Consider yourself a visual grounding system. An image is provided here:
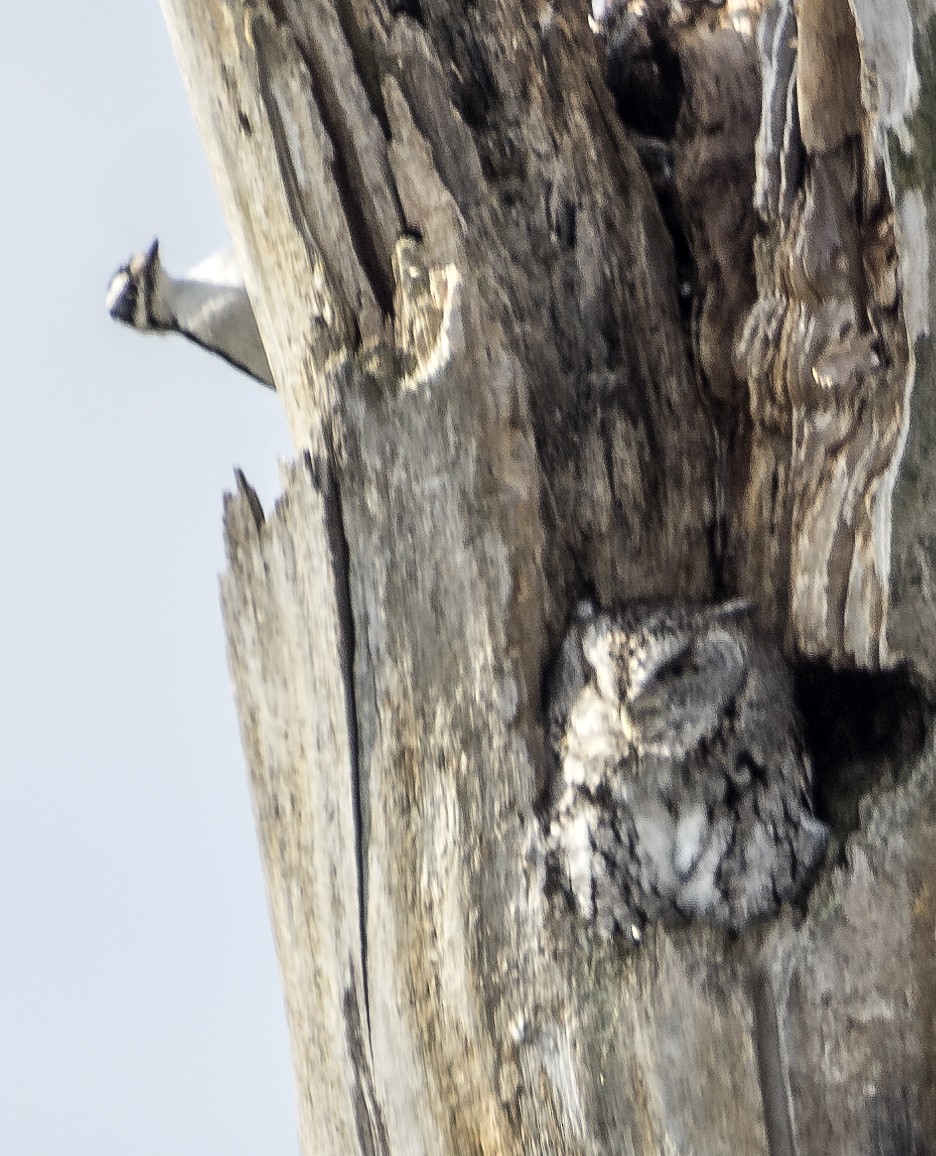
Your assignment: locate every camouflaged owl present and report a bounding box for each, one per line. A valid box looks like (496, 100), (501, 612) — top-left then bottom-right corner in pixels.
(544, 600), (828, 941)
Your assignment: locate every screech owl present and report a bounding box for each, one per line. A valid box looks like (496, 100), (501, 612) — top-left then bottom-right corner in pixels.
(544, 600), (828, 942)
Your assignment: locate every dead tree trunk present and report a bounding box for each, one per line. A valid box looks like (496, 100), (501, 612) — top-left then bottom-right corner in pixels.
(159, 0), (936, 1151)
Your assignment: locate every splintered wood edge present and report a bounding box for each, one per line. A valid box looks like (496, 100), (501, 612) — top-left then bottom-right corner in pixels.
(220, 460), (381, 1155)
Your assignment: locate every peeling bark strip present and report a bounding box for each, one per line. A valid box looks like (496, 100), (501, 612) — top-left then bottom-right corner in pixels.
(735, 0), (916, 668)
(220, 463), (379, 1153)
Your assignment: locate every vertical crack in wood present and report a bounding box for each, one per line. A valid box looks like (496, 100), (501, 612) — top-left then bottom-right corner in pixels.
(321, 429), (371, 1041)
(251, 15), (357, 353)
(330, 0), (392, 134)
(219, 459), (377, 1153)
(343, 983), (390, 1155)
(386, 20), (487, 221)
(250, 5), (396, 348)
(751, 963), (797, 1156)
(278, 14), (398, 315)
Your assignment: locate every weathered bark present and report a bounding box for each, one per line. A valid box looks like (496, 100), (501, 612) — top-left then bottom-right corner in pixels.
(730, 0), (913, 670)
(157, 0), (936, 1152)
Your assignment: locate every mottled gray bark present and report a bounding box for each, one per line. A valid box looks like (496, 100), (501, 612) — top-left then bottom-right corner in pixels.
(158, 1), (936, 1152)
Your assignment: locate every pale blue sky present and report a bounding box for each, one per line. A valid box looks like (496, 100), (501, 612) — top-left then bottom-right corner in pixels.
(2, 6), (298, 1153)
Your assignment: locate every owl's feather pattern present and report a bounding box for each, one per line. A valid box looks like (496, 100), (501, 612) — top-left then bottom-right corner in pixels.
(545, 601), (828, 941)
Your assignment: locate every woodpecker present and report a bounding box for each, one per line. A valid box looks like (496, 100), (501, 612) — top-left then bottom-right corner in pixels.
(106, 240), (274, 387)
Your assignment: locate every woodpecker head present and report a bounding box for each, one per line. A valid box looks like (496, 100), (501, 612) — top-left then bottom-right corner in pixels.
(106, 239), (168, 330)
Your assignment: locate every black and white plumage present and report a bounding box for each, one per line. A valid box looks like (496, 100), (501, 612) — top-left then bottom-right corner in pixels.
(106, 240), (274, 387)
(544, 600), (828, 942)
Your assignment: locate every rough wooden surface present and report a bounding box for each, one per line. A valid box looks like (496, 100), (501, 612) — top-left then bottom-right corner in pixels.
(156, 0), (936, 1151)
(731, 0), (921, 669)
(889, 0), (936, 684)
(220, 463), (380, 1153)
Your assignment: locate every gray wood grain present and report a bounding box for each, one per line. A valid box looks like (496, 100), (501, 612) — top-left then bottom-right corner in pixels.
(157, 0), (936, 1151)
